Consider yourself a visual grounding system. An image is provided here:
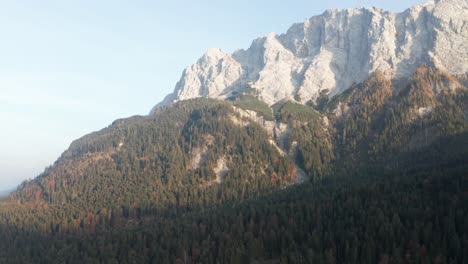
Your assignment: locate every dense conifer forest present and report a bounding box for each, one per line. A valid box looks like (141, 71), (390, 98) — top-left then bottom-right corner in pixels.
(0, 66), (466, 263)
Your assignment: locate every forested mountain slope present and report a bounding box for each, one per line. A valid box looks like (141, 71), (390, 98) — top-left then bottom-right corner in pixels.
(0, 66), (467, 263)
(11, 99), (297, 213)
(1, 133), (466, 263)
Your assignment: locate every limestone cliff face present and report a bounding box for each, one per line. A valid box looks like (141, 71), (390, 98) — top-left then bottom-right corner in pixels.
(152, 0), (467, 112)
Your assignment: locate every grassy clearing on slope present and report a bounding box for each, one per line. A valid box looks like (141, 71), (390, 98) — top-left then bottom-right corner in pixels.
(273, 101), (321, 123)
(229, 95), (274, 121)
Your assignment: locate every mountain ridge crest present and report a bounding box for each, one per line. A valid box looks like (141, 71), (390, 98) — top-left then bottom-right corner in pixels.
(151, 0), (467, 113)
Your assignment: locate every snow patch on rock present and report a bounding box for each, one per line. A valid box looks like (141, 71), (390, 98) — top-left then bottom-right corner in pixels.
(274, 123), (291, 150)
(333, 102), (350, 118)
(190, 135), (215, 170)
(190, 146), (208, 170)
(231, 106), (276, 135)
(417, 106), (433, 117)
(213, 156), (229, 184)
(269, 139), (287, 157)
(295, 166), (308, 184)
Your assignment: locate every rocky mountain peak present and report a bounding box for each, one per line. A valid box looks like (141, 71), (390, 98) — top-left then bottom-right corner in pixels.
(151, 0), (467, 113)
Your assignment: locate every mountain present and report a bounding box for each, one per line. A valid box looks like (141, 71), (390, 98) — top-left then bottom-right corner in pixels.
(154, 0), (467, 110)
(1, 65), (466, 263)
(11, 99), (298, 211)
(0, 0), (467, 263)
(7, 65), (467, 215)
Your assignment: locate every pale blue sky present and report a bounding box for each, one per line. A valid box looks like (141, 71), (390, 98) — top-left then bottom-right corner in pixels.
(0, 0), (426, 190)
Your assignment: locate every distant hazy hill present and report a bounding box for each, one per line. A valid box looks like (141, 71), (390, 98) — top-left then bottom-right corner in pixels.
(0, 188), (13, 198)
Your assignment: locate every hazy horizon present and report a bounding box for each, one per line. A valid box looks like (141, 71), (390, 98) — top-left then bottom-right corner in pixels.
(0, 0), (427, 190)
